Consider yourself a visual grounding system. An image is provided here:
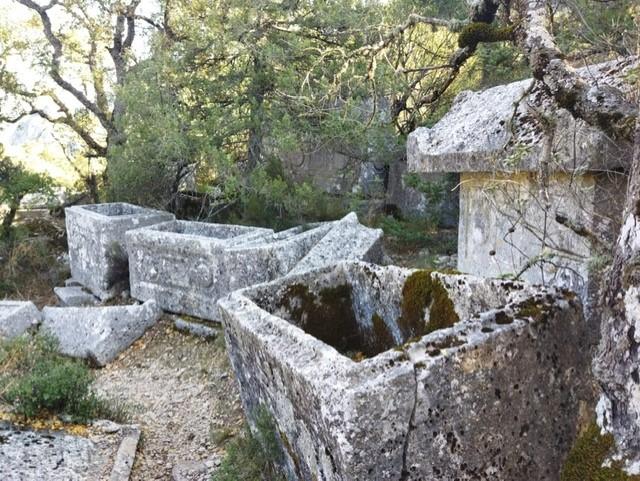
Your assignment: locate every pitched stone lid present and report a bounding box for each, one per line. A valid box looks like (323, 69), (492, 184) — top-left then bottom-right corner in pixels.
(407, 57), (636, 174)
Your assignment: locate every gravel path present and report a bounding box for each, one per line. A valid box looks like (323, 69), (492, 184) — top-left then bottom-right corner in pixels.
(94, 318), (244, 480)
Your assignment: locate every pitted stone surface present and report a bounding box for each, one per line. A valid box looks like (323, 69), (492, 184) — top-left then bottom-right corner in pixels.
(407, 58), (636, 174)
(41, 300), (162, 366)
(65, 202), (174, 300)
(54, 286), (99, 307)
(0, 421), (122, 481)
(0, 301), (41, 339)
(218, 261), (591, 481)
(127, 213), (378, 321)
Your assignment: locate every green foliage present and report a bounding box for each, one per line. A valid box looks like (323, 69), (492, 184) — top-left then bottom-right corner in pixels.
(0, 145), (54, 235)
(235, 161), (347, 230)
(213, 407), (285, 481)
(561, 423), (640, 481)
(104, 0), (496, 213)
(0, 334), (122, 422)
(379, 215), (436, 248)
(473, 42), (530, 88)
(106, 56), (206, 210)
(555, 0), (637, 57)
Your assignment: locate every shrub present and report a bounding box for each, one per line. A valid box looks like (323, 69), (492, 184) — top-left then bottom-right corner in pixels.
(0, 334), (122, 422)
(213, 407), (285, 481)
(0, 226), (69, 301)
(4, 357), (99, 420)
(235, 161), (347, 230)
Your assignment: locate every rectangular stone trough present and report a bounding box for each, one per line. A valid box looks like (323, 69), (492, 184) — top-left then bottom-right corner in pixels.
(125, 220), (299, 320)
(66, 203), (174, 300)
(218, 261), (591, 481)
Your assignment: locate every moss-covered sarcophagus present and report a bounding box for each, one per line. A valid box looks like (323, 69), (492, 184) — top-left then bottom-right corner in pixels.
(218, 261), (591, 481)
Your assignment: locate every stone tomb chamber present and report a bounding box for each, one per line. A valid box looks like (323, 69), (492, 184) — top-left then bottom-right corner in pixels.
(218, 261), (591, 481)
(407, 58), (636, 331)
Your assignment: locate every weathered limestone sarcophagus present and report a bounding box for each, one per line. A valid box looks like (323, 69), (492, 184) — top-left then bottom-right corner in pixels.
(218, 261), (590, 481)
(66, 203), (174, 300)
(126, 213), (383, 321)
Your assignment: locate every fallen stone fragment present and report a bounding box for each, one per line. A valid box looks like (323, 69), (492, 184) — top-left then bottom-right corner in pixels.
(41, 300), (162, 366)
(173, 316), (220, 339)
(172, 455), (222, 481)
(218, 261), (591, 481)
(109, 425), (141, 481)
(54, 286), (99, 307)
(288, 212), (383, 275)
(0, 301), (41, 339)
(66, 202), (174, 300)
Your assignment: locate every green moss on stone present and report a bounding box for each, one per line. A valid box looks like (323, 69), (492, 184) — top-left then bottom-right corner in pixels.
(561, 423), (640, 481)
(457, 22), (514, 51)
(398, 270), (460, 339)
(277, 283), (396, 360)
(514, 298), (549, 322)
(371, 313), (395, 354)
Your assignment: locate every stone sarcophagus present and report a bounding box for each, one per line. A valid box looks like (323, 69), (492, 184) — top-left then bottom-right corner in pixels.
(65, 203), (174, 300)
(218, 261), (591, 481)
(125, 220), (275, 320)
(126, 213), (383, 321)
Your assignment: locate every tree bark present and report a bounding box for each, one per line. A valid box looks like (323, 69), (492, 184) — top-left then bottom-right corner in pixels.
(593, 107), (640, 469)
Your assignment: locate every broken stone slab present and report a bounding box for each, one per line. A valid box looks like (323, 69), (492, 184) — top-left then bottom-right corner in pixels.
(108, 425), (141, 481)
(66, 202), (174, 301)
(0, 301), (41, 339)
(126, 218), (333, 321)
(218, 261), (591, 481)
(54, 286), (99, 307)
(0, 420), (133, 481)
(41, 300), (162, 366)
(173, 316), (220, 339)
(288, 212), (383, 275)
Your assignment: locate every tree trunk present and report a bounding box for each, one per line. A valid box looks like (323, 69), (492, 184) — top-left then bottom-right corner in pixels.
(1, 198), (21, 237)
(593, 107), (640, 469)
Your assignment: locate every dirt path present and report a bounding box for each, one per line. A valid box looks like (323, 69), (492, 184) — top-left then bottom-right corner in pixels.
(94, 318), (244, 480)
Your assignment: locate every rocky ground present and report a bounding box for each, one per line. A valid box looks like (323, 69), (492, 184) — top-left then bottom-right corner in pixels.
(93, 318), (244, 480)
